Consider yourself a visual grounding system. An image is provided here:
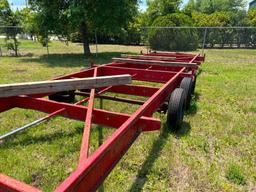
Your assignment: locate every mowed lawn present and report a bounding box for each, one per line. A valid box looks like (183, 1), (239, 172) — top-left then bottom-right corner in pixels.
(0, 41), (255, 192)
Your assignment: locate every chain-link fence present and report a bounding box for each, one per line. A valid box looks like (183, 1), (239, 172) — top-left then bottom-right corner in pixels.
(0, 26), (256, 57)
(0, 26), (25, 56)
(141, 27), (256, 54)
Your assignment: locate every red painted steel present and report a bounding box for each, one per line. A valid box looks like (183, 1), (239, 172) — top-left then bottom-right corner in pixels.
(107, 84), (158, 97)
(0, 174), (41, 192)
(0, 52), (204, 192)
(55, 67), (186, 192)
(102, 65), (176, 83)
(79, 68), (97, 164)
(13, 96), (160, 131)
(75, 92), (145, 105)
(0, 98), (14, 113)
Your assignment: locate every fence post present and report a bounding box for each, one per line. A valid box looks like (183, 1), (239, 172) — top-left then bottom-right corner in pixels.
(202, 27), (208, 55)
(95, 31), (98, 58)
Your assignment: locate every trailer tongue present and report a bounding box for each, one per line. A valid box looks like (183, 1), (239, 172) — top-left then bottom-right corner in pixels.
(0, 51), (204, 192)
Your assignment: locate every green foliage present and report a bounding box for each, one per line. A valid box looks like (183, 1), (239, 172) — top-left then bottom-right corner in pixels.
(16, 8), (38, 36)
(148, 13), (198, 51)
(187, 0), (246, 14)
(248, 8), (256, 26)
(70, 32), (82, 43)
(29, 0), (138, 56)
(191, 11), (255, 48)
(142, 0), (181, 25)
(226, 164), (246, 185)
(193, 11), (232, 27)
(0, 0), (12, 25)
(183, 0), (195, 16)
(4, 35), (20, 54)
(0, 0), (21, 56)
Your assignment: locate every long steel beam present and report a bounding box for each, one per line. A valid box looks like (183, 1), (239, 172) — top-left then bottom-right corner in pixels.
(106, 84), (158, 97)
(102, 65), (193, 77)
(0, 98), (14, 113)
(0, 174), (41, 192)
(79, 68), (97, 164)
(112, 58), (199, 69)
(75, 92), (145, 105)
(14, 96), (161, 132)
(102, 66), (173, 83)
(121, 54), (176, 61)
(146, 53), (204, 62)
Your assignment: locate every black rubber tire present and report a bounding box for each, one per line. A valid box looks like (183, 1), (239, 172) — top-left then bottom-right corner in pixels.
(180, 77), (193, 109)
(157, 101), (168, 114)
(79, 88), (100, 93)
(79, 89), (91, 93)
(48, 91), (75, 103)
(191, 75), (197, 94)
(166, 88), (186, 131)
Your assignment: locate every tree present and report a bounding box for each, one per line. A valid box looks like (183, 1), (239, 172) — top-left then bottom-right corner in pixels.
(29, 0), (138, 57)
(192, 11), (250, 48)
(192, 11), (233, 47)
(143, 0), (181, 25)
(0, 0), (12, 25)
(247, 8), (256, 47)
(183, 0), (195, 16)
(0, 0), (21, 56)
(185, 0), (246, 14)
(248, 8), (256, 26)
(17, 8), (38, 41)
(148, 13), (198, 51)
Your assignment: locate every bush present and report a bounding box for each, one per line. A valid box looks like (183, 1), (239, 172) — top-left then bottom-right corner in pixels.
(226, 164), (246, 185)
(70, 32), (82, 43)
(148, 13), (198, 51)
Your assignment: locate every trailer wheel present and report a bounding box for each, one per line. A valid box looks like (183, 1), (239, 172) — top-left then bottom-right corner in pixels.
(166, 88), (186, 130)
(48, 91), (75, 103)
(191, 75), (197, 94)
(79, 88), (100, 93)
(180, 77), (193, 109)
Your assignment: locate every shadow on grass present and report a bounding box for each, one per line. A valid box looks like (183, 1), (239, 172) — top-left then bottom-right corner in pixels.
(197, 68), (203, 76)
(20, 52), (135, 68)
(185, 92), (201, 116)
(129, 122), (190, 191)
(171, 122), (191, 139)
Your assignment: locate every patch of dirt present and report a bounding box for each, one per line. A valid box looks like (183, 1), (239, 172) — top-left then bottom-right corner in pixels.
(12, 69), (27, 73)
(31, 172), (42, 188)
(169, 154), (189, 191)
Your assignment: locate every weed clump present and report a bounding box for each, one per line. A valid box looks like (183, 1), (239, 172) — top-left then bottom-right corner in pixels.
(226, 164), (246, 185)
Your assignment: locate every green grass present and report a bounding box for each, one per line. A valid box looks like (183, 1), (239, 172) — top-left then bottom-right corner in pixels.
(0, 40), (255, 192)
(226, 164), (246, 185)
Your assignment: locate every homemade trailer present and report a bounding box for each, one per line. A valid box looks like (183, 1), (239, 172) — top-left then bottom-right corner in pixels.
(0, 51), (205, 192)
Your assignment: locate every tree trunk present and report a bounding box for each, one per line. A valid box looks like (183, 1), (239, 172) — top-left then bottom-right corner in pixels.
(81, 22), (91, 58)
(13, 37), (18, 57)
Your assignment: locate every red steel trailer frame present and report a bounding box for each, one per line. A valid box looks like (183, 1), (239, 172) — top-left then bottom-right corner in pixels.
(0, 52), (204, 192)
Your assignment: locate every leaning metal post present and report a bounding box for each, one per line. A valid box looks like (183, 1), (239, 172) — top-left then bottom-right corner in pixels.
(202, 27), (208, 55)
